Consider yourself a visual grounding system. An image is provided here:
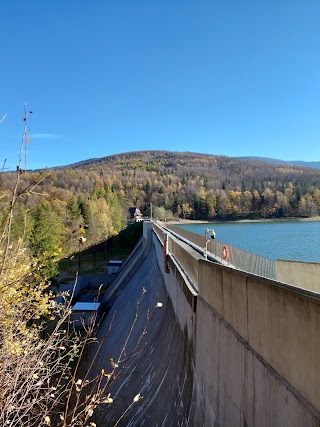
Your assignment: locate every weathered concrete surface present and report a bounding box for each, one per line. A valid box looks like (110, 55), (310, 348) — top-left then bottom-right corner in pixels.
(197, 259), (320, 426)
(195, 295), (320, 427)
(91, 244), (194, 426)
(276, 259), (320, 292)
(167, 237), (202, 291)
(246, 277), (320, 415)
(89, 223), (320, 426)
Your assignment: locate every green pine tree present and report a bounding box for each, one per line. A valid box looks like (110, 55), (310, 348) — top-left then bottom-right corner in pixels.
(67, 195), (81, 220)
(29, 203), (64, 280)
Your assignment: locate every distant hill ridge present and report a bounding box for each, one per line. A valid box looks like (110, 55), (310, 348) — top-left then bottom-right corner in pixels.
(240, 156), (320, 170)
(54, 151), (320, 171)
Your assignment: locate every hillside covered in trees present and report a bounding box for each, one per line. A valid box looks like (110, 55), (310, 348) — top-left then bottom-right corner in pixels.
(1, 150), (320, 278)
(49, 150), (320, 221)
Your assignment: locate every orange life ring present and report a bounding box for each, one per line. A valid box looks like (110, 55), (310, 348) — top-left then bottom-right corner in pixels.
(222, 245), (229, 260)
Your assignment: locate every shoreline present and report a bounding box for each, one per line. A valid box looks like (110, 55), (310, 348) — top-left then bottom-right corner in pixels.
(166, 216), (320, 225)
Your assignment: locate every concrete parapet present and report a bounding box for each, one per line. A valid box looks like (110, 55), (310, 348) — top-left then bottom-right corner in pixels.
(91, 221), (320, 426)
(247, 277), (320, 414)
(168, 237), (202, 290)
(152, 231), (196, 340)
(276, 259), (320, 293)
(160, 222), (320, 425)
(197, 257), (320, 423)
(198, 262), (249, 341)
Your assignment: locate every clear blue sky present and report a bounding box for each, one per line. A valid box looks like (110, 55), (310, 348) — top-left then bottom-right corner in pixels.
(1, 1), (320, 170)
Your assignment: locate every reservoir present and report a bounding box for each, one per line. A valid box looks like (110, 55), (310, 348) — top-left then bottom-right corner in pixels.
(175, 220), (320, 263)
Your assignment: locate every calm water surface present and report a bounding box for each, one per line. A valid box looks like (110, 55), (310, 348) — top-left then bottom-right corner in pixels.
(176, 221), (320, 263)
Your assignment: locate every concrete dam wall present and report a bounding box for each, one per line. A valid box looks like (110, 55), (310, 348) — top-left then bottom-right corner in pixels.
(92, 242), (194, 426)
(92, 222), (320, 426)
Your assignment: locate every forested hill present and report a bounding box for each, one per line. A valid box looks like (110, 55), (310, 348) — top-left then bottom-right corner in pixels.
(55, 149), (320, 217)
(51, 149), (320, 220)
(240, 156), (320, 170)
(2, 150), (320, 271)
(58, 150), (320, 172)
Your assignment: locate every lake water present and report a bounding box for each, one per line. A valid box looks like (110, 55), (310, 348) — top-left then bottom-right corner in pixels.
(175, 220), (320, 263)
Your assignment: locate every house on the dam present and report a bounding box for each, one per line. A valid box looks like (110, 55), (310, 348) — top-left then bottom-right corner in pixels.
(128, 206), (143, 222)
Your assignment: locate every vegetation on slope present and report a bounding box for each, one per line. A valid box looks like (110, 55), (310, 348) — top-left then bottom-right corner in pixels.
(3, 151), (320, 235)
(1, 149), (320, 281)
(0, 109), (145, 425)
(1, 103), (319, 424)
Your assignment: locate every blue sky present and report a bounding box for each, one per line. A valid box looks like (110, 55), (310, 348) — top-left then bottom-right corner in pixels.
(1, 1), (320, 170)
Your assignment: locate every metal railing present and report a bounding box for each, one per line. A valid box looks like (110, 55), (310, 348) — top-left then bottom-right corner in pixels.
(163, 224), (276, 280)
(152, 222), (165, 244)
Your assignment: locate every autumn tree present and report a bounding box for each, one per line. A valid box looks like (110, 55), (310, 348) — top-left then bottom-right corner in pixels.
(29, 202), (64, 280)
(0, 105), (145, 426)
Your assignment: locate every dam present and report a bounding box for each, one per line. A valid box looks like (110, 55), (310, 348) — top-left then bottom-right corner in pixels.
(90, 221), (320, 426)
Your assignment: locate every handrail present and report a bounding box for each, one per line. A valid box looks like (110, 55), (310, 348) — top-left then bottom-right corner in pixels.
(164, 223), (276, 280)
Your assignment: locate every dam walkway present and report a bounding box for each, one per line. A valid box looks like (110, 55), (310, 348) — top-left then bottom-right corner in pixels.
(90, 221), (320, 427)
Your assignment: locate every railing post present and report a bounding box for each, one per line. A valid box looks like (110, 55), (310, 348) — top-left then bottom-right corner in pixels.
(163, 231), (170, 273)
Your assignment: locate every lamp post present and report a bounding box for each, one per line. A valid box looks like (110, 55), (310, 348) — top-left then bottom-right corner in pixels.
(204, 228), (216, 260)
